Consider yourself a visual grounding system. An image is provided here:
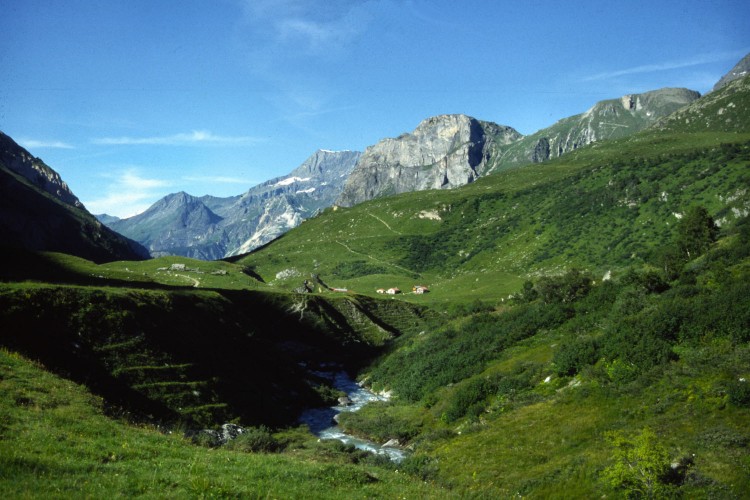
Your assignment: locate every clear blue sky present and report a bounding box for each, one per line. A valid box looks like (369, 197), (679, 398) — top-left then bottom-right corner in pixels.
(2, 0), (748, 217)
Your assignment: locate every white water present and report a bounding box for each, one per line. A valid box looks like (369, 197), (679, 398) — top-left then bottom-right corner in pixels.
(298, 370), (407, 462)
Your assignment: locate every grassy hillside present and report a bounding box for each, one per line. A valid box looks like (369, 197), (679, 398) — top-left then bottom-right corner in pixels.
(337, 213), (750, 497)
(231, 76), (750, 496)
(235, 131), (750, 310)
(0, 275), (436, 428)
(0, 348), (450, 498)
(1, 76), (749, 497)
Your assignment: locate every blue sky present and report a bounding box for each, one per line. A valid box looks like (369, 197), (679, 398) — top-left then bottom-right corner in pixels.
(2, 0), (749, 217)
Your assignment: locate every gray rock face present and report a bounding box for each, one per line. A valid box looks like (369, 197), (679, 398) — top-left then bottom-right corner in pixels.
(487, 88), (700, 172)
(712, 53), (750, 92)
(336, 114), (521, 207)
(108, 150), (361, 259)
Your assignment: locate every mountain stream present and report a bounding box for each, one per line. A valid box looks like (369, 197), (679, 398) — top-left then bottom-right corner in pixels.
(298, 368), (407, 462)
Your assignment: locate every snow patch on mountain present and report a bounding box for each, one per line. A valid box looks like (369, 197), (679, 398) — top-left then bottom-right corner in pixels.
(275, 176), (311, 187)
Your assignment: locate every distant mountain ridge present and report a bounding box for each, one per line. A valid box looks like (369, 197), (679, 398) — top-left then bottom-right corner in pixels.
(488, 87), (701, 172)
(0, 132), (148, 262)
(107, 150), (361, 259)
(78, 53), (750, 260)
(335, 88), (700, 207)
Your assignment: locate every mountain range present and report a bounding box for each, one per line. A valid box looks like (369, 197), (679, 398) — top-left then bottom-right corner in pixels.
(99, 86), (701, 259)
(104, 149), (360, 259)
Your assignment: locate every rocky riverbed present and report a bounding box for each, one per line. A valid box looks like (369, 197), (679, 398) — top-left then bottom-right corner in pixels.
(299, 369), (407, 462)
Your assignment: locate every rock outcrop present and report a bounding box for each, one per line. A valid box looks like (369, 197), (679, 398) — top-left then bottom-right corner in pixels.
(0, 132), (82, 208)
(487, 88), (701, 172)
(336, 114), (521, 207)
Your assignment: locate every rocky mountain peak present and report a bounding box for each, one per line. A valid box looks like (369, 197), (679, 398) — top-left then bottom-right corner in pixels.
(336, 114), (521, 207)
(108, 148), (361, 259)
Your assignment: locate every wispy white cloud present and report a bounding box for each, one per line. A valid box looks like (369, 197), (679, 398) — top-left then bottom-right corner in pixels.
(241, 0), (372, 53)
(18, 139), (74, 150)
(581, 50), (749, 82)
(119, 171), (171, 190)
(83, 169), (172, 217)
(92, 130), (264, 146)
(235, 1), (383, 130)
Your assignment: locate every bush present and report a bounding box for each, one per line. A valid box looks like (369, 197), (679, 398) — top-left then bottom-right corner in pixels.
(224, 426), (280, 453)
(602, 428), (676, 498)
(535, 269), (592, 304)
(554, 337), (600, 376)
(727, 379), (750, 407)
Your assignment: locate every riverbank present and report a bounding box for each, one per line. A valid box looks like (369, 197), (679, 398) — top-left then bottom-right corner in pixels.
(299, 369), (407, 462)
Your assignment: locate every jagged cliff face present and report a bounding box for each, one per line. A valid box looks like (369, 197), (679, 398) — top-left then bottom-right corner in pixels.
(336, 114), (521, 207)
(108, 150), (361, 259)
(487, 88), (701, 172)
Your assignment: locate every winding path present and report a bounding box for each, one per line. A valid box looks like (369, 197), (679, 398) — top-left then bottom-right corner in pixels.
(174, 274), (200, 287)
(335, 240), (416, 275)
(367, 212), (400, 235)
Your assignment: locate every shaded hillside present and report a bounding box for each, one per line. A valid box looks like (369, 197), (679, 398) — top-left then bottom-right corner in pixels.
(0, 132), (148, 263)
(0, 348), (448, 498)
(0, 270), (433, 427)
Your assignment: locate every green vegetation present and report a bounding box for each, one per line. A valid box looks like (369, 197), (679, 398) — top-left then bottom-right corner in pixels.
(339, 210), (750, 497)
(2, 75), (749, 497)
(0, 349), (450, 498)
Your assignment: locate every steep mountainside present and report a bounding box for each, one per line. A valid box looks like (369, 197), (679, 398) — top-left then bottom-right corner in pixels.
(336, 114), (521, 207)
(108, 150), (360, 259)
(487, 87), (700, 172)
(0, 131), (82, 208)
(0, 132), (148, 262)
(712, 52), (750, 91)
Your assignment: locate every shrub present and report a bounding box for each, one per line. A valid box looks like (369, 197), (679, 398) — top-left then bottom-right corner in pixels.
(676, 205), (718, 260)
(554, 337), (600, 376)
(535, 268), (592, 304)
(602, 428), (676, 498)
(727, 379), (750, 407)
(224, 426), (280, 453)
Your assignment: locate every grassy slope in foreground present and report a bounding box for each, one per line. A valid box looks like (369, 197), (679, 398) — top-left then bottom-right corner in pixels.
(0, 349), (450, 499)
